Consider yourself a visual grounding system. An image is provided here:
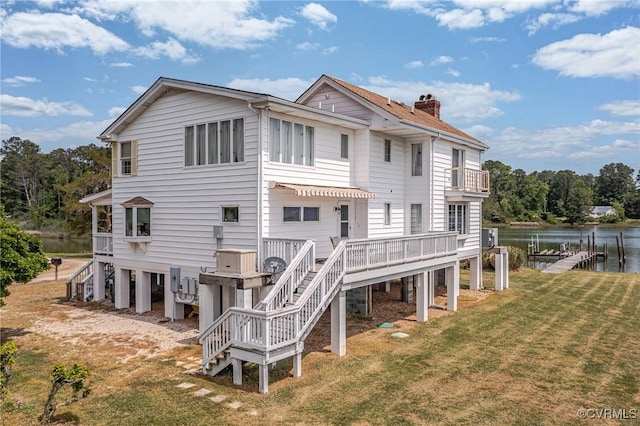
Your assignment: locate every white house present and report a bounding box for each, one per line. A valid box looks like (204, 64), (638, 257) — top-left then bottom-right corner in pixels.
(75, 75), (491, 392)
(590, 205), (616, 218)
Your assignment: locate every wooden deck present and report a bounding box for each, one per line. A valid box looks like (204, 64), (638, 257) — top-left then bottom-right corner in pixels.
(542, 251), (597, 274)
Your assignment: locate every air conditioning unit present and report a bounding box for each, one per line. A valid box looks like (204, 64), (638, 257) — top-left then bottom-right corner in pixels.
(215, 249), (256, 274)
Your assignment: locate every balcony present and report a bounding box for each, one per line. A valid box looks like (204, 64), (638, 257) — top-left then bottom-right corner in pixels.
(445, 167), (490, 202)
(93, 233), (113, 256)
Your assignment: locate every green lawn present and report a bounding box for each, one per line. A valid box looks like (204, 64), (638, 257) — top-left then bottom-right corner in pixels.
(2, 268), (639, 425)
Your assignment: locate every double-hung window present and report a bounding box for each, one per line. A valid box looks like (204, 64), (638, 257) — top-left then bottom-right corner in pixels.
(384, 203), (391, 226)
(410, 204), (422, 234)
(340, 134), (349, 159)
(269, 118), (314, 166)
(448, 204), (468, 235)
(113, 140), (137, 177)
(384, 139), (391, 162)
(184, 118), (244, 166)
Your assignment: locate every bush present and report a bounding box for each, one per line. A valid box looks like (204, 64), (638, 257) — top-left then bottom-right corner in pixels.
(482, 246), (525, 272)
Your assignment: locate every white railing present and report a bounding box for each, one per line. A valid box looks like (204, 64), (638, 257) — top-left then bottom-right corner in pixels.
(67, 260), (93, 300)
(93, 233), (113, 255)
(345, 232), (458, 272)
(200, 233), (457, 370)
(255, 240), (315, 311)
(261, 238), (308, 267)
(445, 167), (490, 193)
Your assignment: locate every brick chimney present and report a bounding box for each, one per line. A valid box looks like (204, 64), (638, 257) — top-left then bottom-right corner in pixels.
(414, 94), (440, 119)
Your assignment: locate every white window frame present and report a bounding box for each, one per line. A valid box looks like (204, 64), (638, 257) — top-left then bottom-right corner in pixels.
(340, 134), (349, 159)
(269, 118), (315, 166)
(185, 118), (244, 167)
(411, 143), (422, 176)
(121, 141), (132, 175)
(448, 203), (469, 235)
(222, 206), (239, 223)
(384, 203), (391, 226)
(124, 205), (152, 241)
(384, 139), (391, 162)
(283, 206), (320, 222)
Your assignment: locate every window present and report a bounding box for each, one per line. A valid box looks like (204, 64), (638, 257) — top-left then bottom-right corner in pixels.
(384, 139), (391, 162)
(121, 141), (132, 175)
(222, 206), (239, 223)
(184, 118), (244, 166)
(411, 204), (422, 234)
(283, 207), (320, 222)
(384, 203), (391, 226)
(270, 118), (314, 166)
(341, 134), (349, 159)
(411, 143), (422, 176)
(448, 204), (468, 234)
(123, 200), (152, 239)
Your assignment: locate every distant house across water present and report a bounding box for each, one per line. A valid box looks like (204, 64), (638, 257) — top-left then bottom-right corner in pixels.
(590, 206), (616, 218)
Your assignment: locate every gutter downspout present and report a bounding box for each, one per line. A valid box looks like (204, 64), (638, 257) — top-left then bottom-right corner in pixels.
(249, 101), (264, 266)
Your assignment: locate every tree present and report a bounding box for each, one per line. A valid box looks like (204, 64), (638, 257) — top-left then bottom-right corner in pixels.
(595, 163), (636, 218)
(0, 206), (50, 306)
(565, 180), (593, 224)
(40, 363), (91, 424)
(0, 341), (18, 398)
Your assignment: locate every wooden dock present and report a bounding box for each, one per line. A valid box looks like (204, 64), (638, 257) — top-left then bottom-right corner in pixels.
(542, 251), (597, 274)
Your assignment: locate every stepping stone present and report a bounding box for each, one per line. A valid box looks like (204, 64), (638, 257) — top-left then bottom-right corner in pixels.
(248, 409), (258, 416)
(390, 332), (409, 338)
(378, 322), (394, 328)
(193, 388), (212, 397)
(176, 382), (195, 389)
(210, 395), (227, 403)
(227, 401), (242, 410)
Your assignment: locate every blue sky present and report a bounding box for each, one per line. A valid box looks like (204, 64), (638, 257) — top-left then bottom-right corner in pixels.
(1, 0), (639, 175)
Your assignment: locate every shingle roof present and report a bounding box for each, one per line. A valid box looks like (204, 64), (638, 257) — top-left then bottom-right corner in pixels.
(325, 75), (486, 147)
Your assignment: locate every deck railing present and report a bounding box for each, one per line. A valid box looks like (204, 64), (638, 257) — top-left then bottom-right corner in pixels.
(255, 240), (315, 311)
(67, 260), (93, 300)
(445, 167), (490, 193)
(345, 232), (458, 272)
(261, 237), (308, 266)
(93, 233), (113, 255)
(201, 232), (458, 369)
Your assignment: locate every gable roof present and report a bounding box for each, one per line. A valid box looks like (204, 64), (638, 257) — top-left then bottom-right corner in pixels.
(298, 75), (488, 149)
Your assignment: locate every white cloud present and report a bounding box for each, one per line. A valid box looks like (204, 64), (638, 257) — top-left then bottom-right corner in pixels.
(435, 8), (485, 29)
(108, 107), (126, 118)
(487, 119), (640, 160)
(130, 86), (148, 95)
(446, 68), (461, 78)
(569, 0), (629, 16)
(462, 124), (494, 140)
(469, 36), (506, 43)
(567, 139), (640, 159)
(111, 62), (133, 68)
(430, 56), (453, 66)
(296, 42), (320, 51)
(74, 1), (295, 50)
(532, 27), (640, 80)
(322, 46), (338, 55)
(2, 119), (114, 150)
(363, 76), (521, 122)
(0, 94), (92, 117)
(405, 60), (424, 69)
(2, 75), (41, 87)
(300, 3), (337, 30)
(84, 77), (97, 82)
(226, 77), (316, 101)
(134, 38), (199, 64)
(525, 12), (581, 35)
(0, 11), (129, 55)
(598, 100), (640, 117)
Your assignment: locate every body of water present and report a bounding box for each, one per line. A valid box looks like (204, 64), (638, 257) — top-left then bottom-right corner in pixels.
(497, 225), (639, 274)
(39, 236), (92, 254)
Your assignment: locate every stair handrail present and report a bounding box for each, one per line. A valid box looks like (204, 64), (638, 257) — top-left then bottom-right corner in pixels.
(255, 239), (315, 311)
(68, 260), (93, 284)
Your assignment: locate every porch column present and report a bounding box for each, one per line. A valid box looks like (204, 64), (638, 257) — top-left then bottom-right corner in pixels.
(93, 261), (106, 301)
(114, 267), (130, 309)
(469, 255), (482, 290)
(236, 288), (253, 309)
(446, 262), (459, 311)
(135, 270), (151, 314)
(427, 271), (435, 307)
(259, 363), (269, 394)
(401, 276), (414, 303)
(164, 276), (184, 320)
(232, 358), (243, 386)
(416, 272), (428, 322)
(331, 290), (346, 356)
(293, 352), (303, 378)
(199, 282), (216, 332)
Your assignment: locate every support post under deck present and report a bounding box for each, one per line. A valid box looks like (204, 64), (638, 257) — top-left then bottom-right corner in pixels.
(331, 290), (346, 356)
(446, 262), (459, 311)
(416, 272), (428, 322)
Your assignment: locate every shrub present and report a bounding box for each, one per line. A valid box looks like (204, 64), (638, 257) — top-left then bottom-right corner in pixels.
(0, 341), (18, 398)
(40, 363), (91, 424)
(482, 246), (525, 272)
